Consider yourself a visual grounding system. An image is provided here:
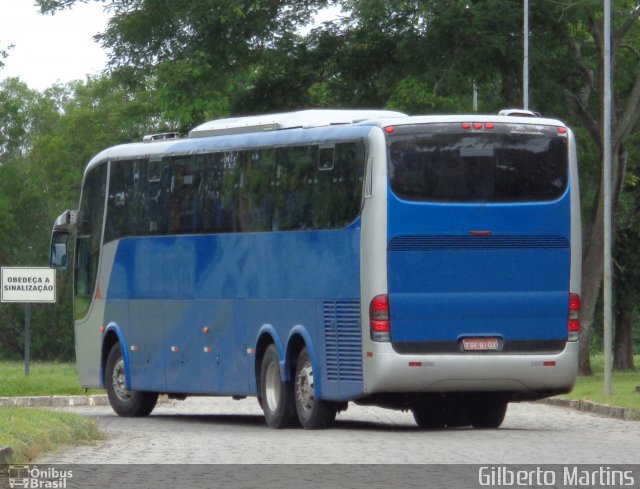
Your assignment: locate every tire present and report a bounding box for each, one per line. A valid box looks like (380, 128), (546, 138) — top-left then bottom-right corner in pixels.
(294, 347), (336, 429)
(105, 343), (158, 417)
(468, 397), (508, 429)
(411, 400), (447, 429)
(259, 344), (298, 428)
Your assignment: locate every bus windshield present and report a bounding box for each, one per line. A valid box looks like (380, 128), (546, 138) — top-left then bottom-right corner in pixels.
(388, 124), (568, 203)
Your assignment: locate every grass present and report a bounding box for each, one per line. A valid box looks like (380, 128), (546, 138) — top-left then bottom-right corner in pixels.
(0, 362), (105, 462)
(561, 354), (640, 413)
(0, 361), (104, 397)
(0, 407), (103, 463)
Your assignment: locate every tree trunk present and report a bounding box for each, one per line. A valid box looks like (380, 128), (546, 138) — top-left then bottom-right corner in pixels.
(613, 299), (635, 370)
(578, 145), (627, 376)
(578, 196), (604, 376)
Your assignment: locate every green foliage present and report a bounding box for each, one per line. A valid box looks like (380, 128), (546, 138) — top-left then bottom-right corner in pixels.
(1, 0), (639, 362)
(0, 362), (103, 396)
(0, 76), (169, 361)
(564, 354), (640, 413)
(0, 407), (103, 463)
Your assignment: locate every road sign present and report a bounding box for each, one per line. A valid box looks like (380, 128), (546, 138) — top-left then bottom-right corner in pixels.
(1, 267), (56, 303)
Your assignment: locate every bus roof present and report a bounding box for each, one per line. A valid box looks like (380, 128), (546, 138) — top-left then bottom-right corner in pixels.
(84, 110), (569, 174)
(187, 109), (408, 138)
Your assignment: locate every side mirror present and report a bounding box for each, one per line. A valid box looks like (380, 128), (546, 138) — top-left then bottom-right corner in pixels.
(49, 210), (77, 271)
(49, 230), (69, 270)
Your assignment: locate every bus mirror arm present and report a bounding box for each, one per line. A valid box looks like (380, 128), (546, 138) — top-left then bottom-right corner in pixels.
(53, 210), (77, 231)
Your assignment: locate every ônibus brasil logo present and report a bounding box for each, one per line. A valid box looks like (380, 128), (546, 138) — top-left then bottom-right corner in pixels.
(7, 466), (72, 489)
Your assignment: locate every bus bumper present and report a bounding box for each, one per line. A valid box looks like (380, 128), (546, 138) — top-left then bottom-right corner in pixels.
(362, 341), (578, 397)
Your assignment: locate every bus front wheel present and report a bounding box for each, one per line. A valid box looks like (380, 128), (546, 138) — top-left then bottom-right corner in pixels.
(105, 344), (158, 417)
(294, 347), (337, 429)
(259, 344), (298, 428)
(411, 400), (447, 429)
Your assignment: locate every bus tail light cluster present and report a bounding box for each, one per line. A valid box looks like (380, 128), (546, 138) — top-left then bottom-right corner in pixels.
(568, 293), (581, 341)
(461, 122), (495, 130)
(370, 294), (391, 342)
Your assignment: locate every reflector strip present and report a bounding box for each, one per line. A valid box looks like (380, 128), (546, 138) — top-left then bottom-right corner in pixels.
(130, 345), (139, 352)
(408, 361), (423, 367)
(171, 346), (179, 352)
(203, 346), (212, 353)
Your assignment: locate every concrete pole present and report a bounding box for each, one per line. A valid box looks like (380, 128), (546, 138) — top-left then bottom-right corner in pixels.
(603, 0), (613, 397)
(523, 0), (529, 110)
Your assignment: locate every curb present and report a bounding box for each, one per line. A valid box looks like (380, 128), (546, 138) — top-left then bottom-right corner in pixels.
(538, 398), (640, 421)
(0, 395), (109, 408)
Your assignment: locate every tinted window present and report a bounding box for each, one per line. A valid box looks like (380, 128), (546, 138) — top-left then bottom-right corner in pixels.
(104, 141), (366, 242)
(75, 164), (107, 319)
(388, 127), (568, 202)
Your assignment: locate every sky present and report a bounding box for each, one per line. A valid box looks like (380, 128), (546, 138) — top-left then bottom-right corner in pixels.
(0, 3), (342, 92)
(0, 1), (111, 91)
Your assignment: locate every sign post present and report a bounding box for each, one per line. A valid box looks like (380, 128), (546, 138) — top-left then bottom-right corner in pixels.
(1, 267), (56, 375)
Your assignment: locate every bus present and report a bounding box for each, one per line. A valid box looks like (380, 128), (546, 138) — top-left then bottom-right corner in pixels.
(49, 109), (581, 429)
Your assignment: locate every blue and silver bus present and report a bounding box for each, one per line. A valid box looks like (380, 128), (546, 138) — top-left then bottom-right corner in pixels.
(50, 109), (581, 429)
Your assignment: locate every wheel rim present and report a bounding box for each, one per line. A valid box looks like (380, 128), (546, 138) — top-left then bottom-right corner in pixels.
(112, 358), (132, 401)
(265, 361), (281, 412)
(296, 360), (314, 417)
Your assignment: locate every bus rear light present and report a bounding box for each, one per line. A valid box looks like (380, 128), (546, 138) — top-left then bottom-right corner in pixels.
(370, 294), (391, 342)
(568, 293), (581, 341)
(461, 122), (495, 130)
(384, 126), (395, 134)
(558, 127), (568, 134)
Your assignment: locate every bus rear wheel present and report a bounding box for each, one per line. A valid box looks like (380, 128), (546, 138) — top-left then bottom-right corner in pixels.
(468, 397), (508, 429)
(294, 347), (336, 429)
(259, 344), (298, 428)
(105, 344), (158, 417)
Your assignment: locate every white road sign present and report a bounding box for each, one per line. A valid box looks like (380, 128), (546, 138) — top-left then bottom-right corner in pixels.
(1, 267), (56, 303)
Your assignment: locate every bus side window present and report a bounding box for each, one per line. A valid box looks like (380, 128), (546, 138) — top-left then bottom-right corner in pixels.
(332, 143), (363, 227)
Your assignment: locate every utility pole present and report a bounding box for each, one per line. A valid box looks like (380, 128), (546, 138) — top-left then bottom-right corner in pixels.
(603, 0), (613, 397)
(523, 0), (529, 109)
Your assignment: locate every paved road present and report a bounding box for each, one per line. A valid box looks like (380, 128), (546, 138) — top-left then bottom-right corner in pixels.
(37, 397), (639, 465)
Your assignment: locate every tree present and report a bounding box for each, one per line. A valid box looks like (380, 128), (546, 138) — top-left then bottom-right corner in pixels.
(37, 0), (333, 129)
(555, 1), (640, 375)
(0, 75), (170, 360)
(27, 0), (640, 368)
(0, 42), (12, 69)
(611, 132), (640, 369)
(0, 79), (61, 359)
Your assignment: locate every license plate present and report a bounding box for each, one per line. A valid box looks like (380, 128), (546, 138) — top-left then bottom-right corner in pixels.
(462, 337), (499, 351)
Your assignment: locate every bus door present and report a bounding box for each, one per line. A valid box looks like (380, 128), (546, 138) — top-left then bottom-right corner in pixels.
(385, 123), (572, 355)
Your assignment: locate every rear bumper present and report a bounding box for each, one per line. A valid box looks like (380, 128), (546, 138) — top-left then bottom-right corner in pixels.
(362, 341), (578, 396)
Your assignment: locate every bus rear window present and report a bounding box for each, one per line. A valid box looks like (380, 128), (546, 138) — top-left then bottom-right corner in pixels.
(388, 127), (568, 202)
